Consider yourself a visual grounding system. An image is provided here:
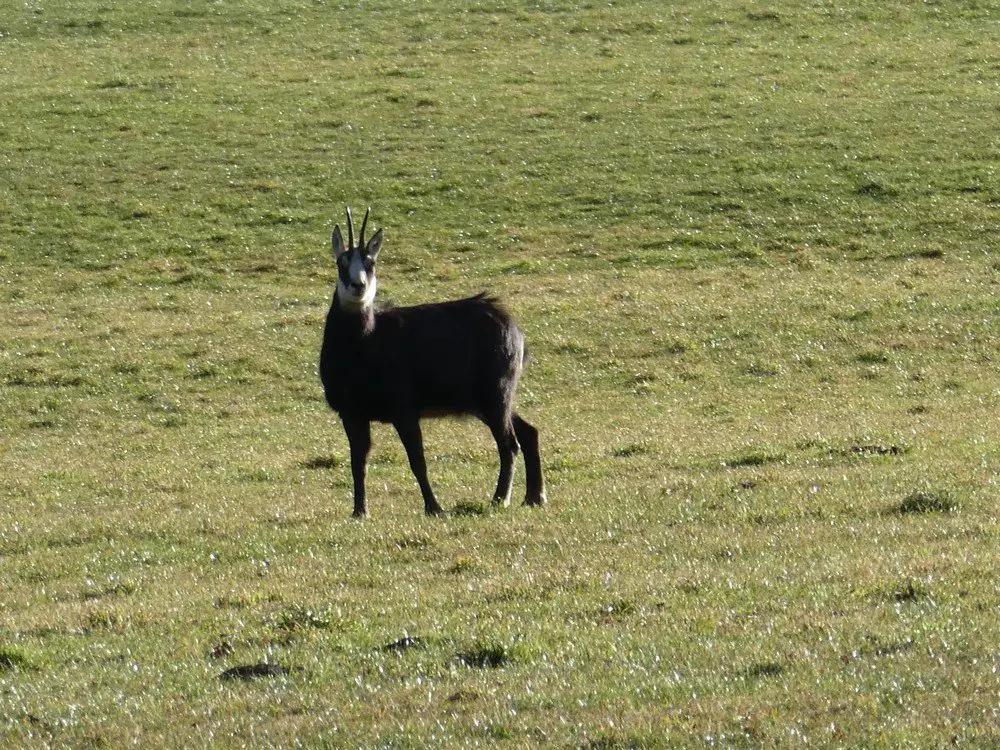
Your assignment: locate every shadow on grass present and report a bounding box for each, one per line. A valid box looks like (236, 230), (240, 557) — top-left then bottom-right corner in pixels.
(894, 489), (957, 515)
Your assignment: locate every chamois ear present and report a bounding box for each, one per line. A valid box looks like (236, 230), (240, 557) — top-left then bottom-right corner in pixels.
(365, 228), (383, 260)
(332, 225), (346, 259)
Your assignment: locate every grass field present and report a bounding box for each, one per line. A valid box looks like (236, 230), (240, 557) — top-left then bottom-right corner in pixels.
(2, 0), (999, 746)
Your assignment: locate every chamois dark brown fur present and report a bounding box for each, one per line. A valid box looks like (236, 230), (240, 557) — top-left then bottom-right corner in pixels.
(319, 207), (546, 517)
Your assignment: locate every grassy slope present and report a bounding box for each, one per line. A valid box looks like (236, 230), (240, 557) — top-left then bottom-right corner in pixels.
(1, 1), (999, 746)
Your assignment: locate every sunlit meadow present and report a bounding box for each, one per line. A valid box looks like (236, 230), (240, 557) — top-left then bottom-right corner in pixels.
(2, 1), (999, 746)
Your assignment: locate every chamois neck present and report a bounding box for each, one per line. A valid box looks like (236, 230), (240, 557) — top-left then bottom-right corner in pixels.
(332, 292), (375, 334)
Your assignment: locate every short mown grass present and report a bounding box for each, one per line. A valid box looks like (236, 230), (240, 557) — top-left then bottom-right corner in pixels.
(2, 0), (1000, 746)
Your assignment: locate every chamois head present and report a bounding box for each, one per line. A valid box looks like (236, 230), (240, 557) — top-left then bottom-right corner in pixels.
(332, 206), (383, 311)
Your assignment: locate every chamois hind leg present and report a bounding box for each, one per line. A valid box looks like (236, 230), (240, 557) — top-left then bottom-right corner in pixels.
(483, 412), (518, 507)
(512, 413), (546, 506)
(393, 418), (443, 516)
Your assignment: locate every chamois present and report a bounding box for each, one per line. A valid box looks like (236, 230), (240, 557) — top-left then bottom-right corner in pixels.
(319, 207), (547, 517)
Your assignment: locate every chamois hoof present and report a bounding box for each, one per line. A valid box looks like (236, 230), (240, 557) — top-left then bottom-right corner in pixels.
(524, 493), (547, 507)
(352, 509), (368, 519)
(424, 504), (444, 517)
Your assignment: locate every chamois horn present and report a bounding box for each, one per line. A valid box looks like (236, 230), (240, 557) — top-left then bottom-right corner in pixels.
(346, 206), (355, 251)
(359, 207), (371, 251)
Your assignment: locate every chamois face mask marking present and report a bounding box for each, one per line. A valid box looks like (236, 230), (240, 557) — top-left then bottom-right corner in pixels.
(337, 252), (377, 309)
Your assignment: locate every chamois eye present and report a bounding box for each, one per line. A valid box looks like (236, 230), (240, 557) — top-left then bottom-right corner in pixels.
(363, 257), (375, 272)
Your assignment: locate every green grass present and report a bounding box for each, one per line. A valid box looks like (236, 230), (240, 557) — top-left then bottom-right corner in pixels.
(2, 0), (1000, 746)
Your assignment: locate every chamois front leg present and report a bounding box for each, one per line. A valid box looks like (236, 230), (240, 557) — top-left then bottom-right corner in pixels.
(393, 418), (443, 515)
(343, 417), (371, 517)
